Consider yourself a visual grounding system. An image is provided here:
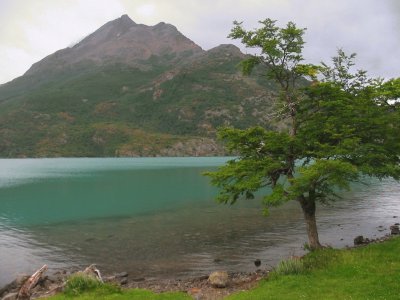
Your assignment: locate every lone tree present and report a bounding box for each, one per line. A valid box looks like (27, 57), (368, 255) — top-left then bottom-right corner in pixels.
(206, 19), (400, 249)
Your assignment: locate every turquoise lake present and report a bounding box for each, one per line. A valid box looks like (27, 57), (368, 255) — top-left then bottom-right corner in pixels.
(1, 157), (400, 286)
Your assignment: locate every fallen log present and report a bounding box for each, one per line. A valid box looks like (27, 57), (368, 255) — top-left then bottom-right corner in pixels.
(0, 274), (29, 298)
(17, 265), (48, 300)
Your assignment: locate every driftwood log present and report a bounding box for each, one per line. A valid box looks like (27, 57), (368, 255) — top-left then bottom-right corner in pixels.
(1, 264), (108, 300)
(17, 265), (48, 300)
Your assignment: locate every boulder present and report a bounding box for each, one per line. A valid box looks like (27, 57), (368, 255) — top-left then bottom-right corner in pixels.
(208, 271), (229, 288)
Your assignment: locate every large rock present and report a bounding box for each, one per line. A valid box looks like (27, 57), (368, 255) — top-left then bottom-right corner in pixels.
(208, 271), (229, 288)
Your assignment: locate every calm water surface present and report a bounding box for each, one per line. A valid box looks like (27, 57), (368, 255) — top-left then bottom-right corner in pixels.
(0, 157), (399, 286)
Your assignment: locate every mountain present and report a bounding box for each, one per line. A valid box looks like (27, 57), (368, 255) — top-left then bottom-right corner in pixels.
(0, 15), (279, 157)
(25, 14), (203, 76)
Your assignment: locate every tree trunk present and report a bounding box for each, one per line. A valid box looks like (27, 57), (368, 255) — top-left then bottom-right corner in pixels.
(299, 197), (322, 250)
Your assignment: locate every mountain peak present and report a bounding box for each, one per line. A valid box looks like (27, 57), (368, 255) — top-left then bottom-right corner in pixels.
(207, 44), (244, 58)
(104, 14), (136, 33)
(25, 16), (203, 76)
(115, 14), (137, 27)
(152, 22), (178, 33)
(120, 14), (133, 21)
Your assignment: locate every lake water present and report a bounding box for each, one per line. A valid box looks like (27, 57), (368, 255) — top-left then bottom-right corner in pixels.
(1, 157), (399, 286)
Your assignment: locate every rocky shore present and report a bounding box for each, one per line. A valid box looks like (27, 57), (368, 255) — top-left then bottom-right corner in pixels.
(0, 267), (267, 300)
(1, 226), (399, 300)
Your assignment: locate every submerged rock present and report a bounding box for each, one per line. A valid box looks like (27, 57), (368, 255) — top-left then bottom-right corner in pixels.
(390, 225), (400, 235)
(354, 235), (365, 245)
(115, 272), (128, 278)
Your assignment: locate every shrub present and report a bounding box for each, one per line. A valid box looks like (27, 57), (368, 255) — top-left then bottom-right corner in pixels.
(63, 274), (121, 296)
(271, 257), (305, 277)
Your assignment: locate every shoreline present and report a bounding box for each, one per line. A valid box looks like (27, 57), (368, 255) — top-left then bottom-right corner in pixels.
(1, 232), (397, 300)
(0, 268), (268, 300)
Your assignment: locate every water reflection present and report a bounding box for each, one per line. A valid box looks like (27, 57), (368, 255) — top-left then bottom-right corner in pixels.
(0, 222), (84, 284)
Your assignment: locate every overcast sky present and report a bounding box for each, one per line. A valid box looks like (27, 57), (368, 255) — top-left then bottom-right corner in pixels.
(0, 0), (399, 84)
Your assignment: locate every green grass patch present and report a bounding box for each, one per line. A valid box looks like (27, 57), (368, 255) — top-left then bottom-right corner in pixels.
(227, 237), (400, 299)
(49, 289), (190, 300)
(270, 257), (305, 278)
(47, 274), (190, 300)
(62, 274), (120, 296)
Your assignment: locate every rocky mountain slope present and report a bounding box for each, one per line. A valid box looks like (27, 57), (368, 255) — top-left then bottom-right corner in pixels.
(0, 15), (278, 157)
(25, 14), (203, 76)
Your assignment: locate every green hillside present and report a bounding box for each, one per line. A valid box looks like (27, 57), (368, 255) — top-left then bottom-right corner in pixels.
(0, 48), (280, 157)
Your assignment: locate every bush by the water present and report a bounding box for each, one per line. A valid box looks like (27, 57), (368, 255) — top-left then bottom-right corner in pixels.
(64, 274), (120, 296)
(271, 257), (304, 277)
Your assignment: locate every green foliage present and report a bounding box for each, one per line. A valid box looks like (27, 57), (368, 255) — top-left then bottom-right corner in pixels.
(228, 18), (317, 89)
(288, 160), (359, 202)
(207, 18), (400, 248)
(238, 57), (260, 76)
(205, 126), (294, 207)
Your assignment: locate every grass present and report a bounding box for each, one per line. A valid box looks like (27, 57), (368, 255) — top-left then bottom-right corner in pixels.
(48, 274), (190, 300)
(269, 256), (304, 277)
(227, 237), (400, 299)
(49, 289), (190, 300)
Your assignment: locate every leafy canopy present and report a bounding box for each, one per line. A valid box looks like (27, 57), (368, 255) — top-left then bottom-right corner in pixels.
(206, 18), (400, 217)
